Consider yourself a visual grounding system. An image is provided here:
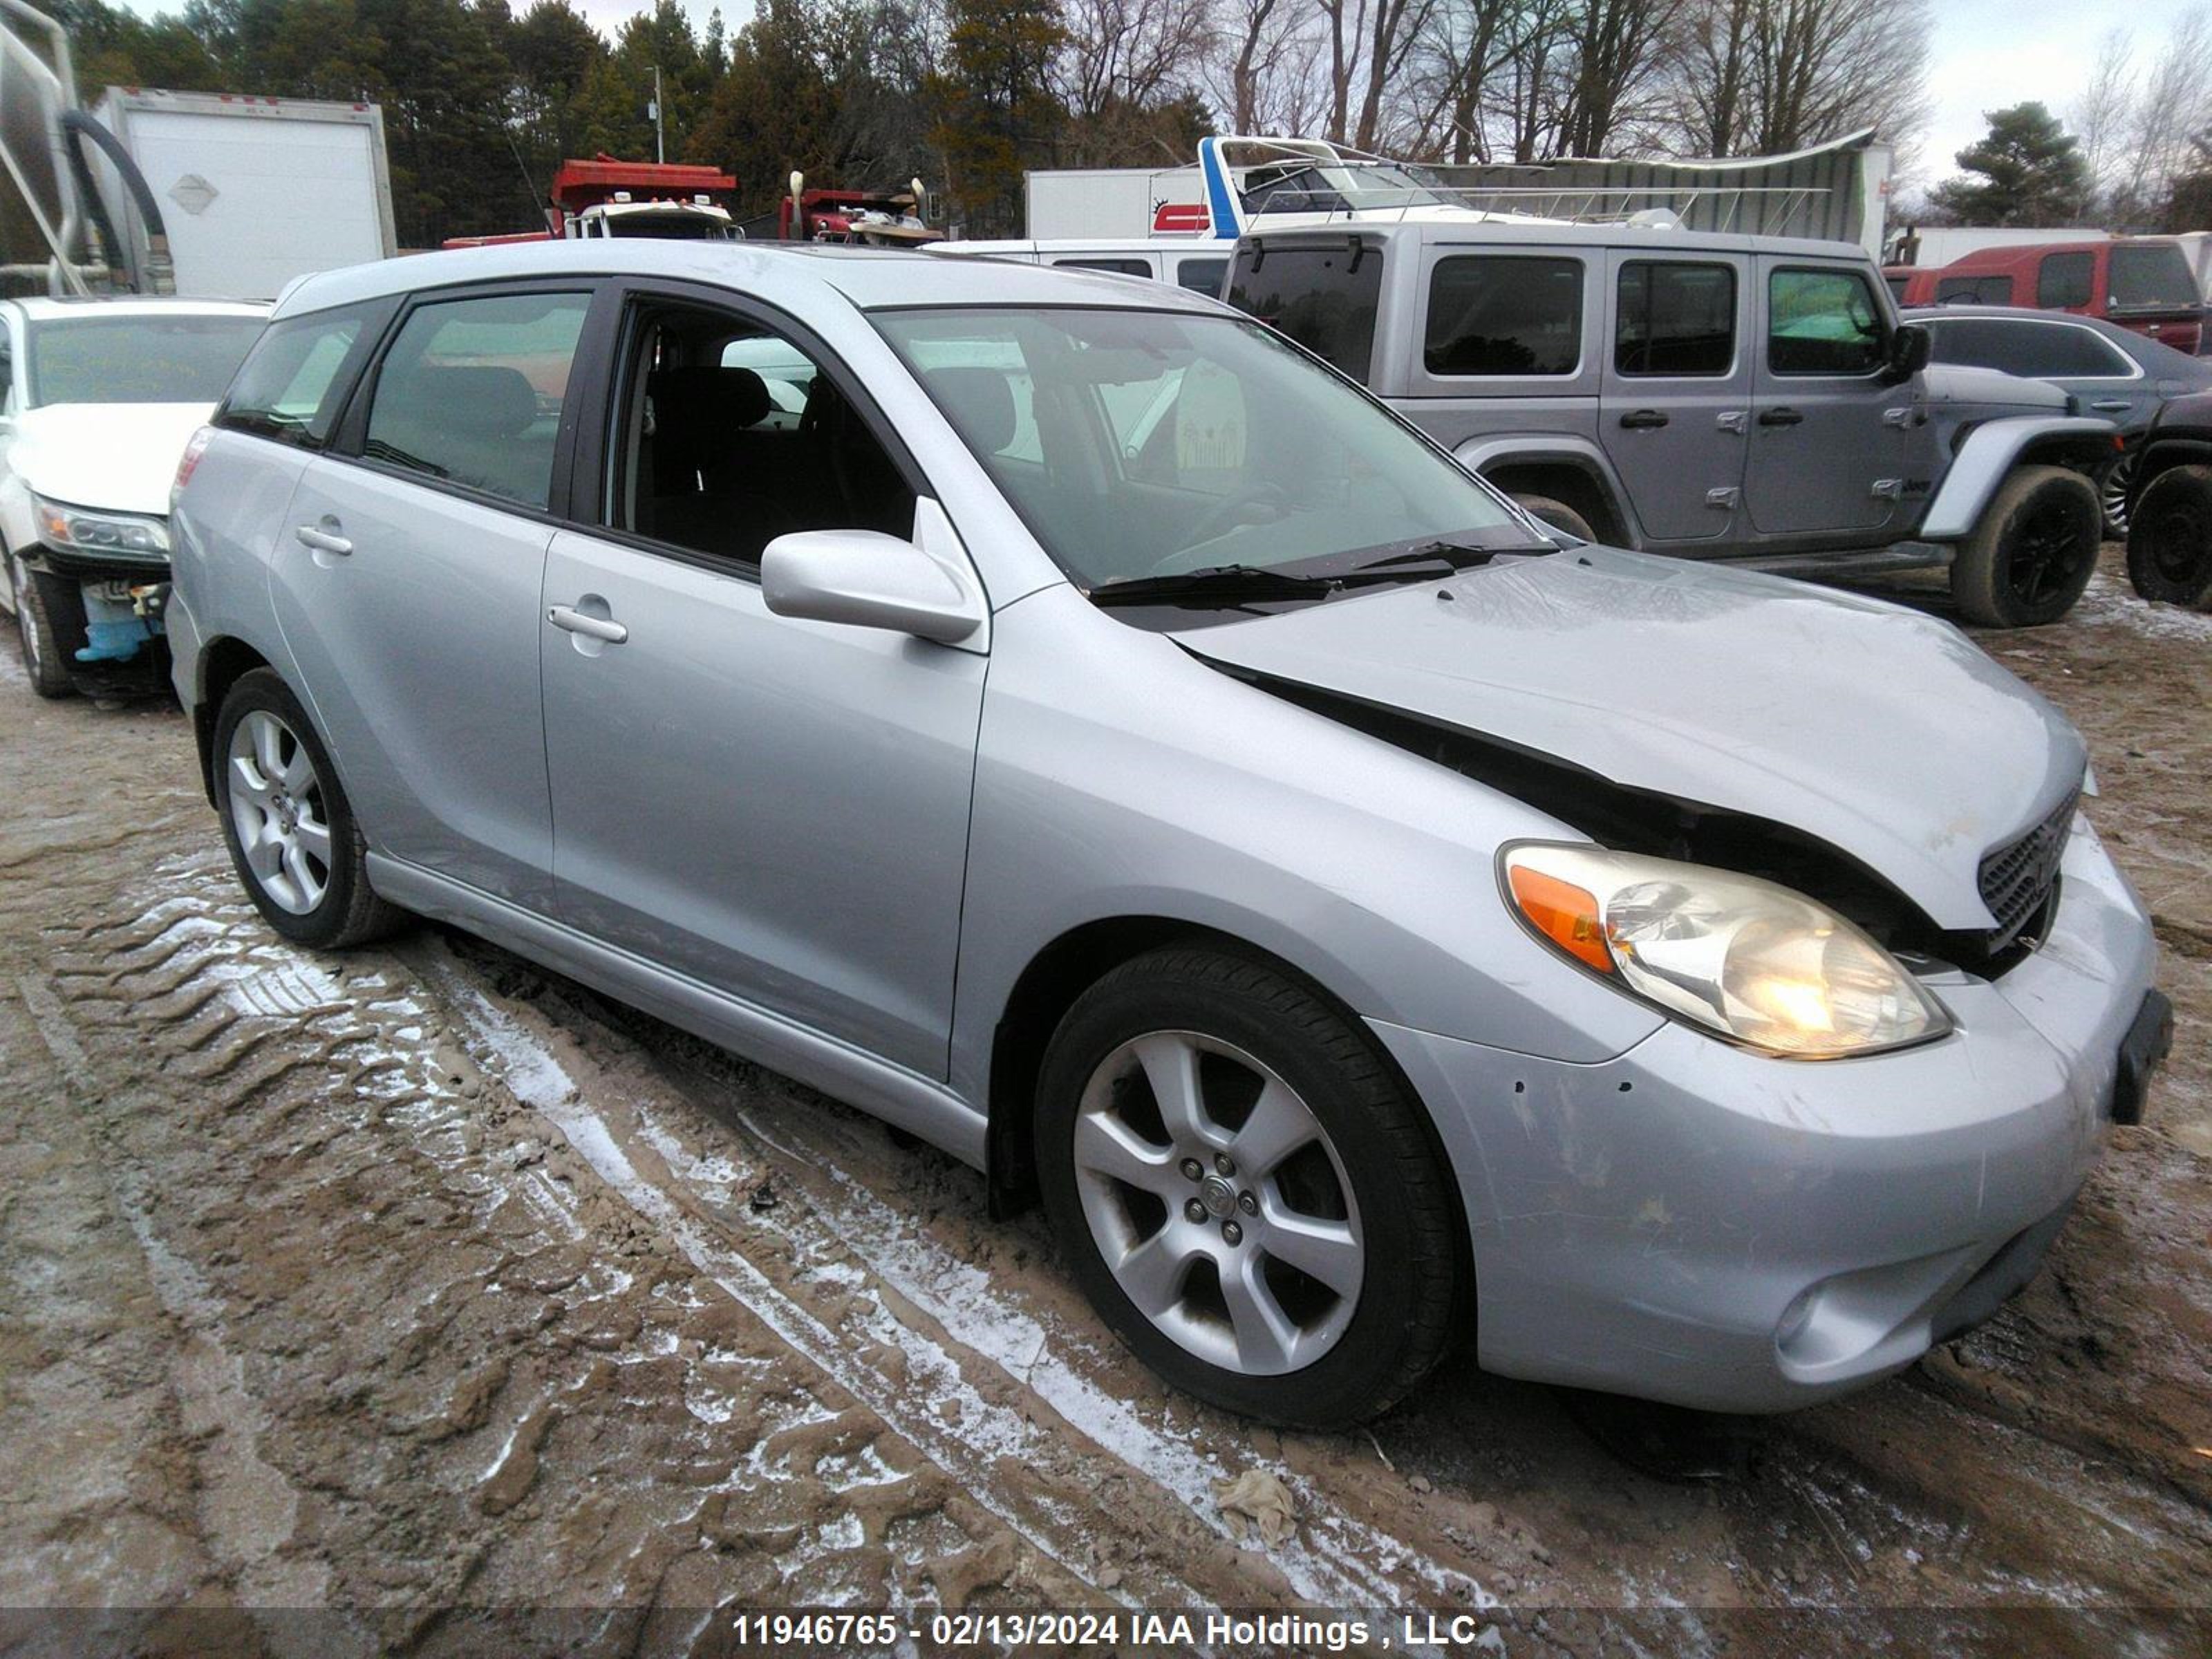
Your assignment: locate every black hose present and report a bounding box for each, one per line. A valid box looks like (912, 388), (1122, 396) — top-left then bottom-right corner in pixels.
(61, 111), (170, 290)
(59, 119), (126, 282)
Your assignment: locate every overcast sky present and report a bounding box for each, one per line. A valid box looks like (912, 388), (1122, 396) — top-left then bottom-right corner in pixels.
(114, 0), (2137, 188)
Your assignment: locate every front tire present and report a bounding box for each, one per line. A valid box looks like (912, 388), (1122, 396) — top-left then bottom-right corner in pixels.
(212, 668), (401, 949)
(1512, 493), (1597, 543)
(2124, 463), (2212, 608)
(1949, 465), (2101, 628)
(9, 554), (73, 699)
(1035, 946), (1458, 1430)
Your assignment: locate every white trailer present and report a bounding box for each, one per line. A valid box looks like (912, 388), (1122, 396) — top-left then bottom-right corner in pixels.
(85, 88), (396, 300)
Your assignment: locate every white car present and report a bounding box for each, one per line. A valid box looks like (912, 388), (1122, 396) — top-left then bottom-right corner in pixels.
(1, 296), (270, 697)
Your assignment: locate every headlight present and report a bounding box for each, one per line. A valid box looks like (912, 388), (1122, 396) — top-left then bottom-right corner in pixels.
(1501, 843), (1950, 1058)
(32, 494), (171, 559)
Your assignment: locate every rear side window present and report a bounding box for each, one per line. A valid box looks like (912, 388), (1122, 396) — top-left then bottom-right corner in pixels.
(2036, 252), (2094, 309)
(216, 306), (378, 449)
(1615, 261), (1735, 376)
(362, 291), (590, 509)
(2109, 243), (2199, 310)
(1936, 274), (2013, 305)
(1768, 268), (1885, 375)
(1926, 319), (2134, 378)
(1176, 257), (1228, 297)
(1054, 257), (1153, 278)
(1423, 255), (1582, 376)
(1226, 241), (1385, 382)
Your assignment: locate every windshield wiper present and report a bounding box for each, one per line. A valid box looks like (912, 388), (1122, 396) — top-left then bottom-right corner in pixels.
(1350, 541), (1501, 575)
(1087, 565), (1342, 608)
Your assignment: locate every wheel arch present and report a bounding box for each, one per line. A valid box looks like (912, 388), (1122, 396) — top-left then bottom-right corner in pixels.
(980, 914), (1477, 1331)
(191, 636), (276, 805)
(2131, 436), (2212, 502)
(1454, 439), (1637, 547)
(1918, 416), (2119, 541)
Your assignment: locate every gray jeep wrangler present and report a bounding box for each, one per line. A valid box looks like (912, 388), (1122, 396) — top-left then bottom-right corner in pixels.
(1223, 221), (2120, 626)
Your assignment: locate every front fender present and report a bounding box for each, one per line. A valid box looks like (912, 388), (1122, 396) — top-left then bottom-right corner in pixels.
(1451, 435), (1638, 534)
(1917, 417), (2118, 541)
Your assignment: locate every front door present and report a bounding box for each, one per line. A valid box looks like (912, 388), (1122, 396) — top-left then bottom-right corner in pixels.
(1743, 259), (1915, 540)
(270, 285), (599, 911)
(539, 288), (986, 1077)
(1599, 252), (1750, 545)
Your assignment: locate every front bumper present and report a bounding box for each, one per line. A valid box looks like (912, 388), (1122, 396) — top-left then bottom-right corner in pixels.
(1374, 814), (2161, 1414)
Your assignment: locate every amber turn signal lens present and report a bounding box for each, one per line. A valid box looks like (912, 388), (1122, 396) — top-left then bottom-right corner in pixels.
(1508, 865), (1614, 974)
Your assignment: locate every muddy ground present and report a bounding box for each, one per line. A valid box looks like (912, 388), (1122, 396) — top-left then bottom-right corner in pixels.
(0, 550), (2206, 1658)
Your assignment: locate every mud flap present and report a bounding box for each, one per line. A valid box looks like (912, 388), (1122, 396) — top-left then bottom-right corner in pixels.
(2110, 988), (2175, 1127)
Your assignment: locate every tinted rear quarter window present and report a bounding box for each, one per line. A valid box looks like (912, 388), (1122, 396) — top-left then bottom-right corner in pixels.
(1936, 274), (2013, 305)
(1616, 261), (1735, 375)
(1423, 254), (1583, 376)
(216, 306), (379, 448)
(1053, 257), (1154, 277)
(2109, 244), (2200, 310)
(1176, 257), (1229, 296)
(2036, 252), (2095, 308)
(1227, 241), (1385, 382)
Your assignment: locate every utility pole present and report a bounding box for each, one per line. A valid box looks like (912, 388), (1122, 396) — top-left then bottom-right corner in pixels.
(650, 65), (664, 164)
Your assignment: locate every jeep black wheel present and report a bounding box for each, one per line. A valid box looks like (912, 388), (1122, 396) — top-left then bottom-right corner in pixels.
(2125, 464), (2212, 608)
(1951, 465), (2101, 628)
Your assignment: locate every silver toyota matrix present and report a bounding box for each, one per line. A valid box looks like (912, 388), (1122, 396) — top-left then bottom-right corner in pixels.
(168, 241), (2169, 1427)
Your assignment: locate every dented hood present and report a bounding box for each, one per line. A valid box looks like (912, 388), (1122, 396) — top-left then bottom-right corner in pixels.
(1174, 549), (2085, 930)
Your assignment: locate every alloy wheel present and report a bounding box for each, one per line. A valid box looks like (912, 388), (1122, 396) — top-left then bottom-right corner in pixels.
(2101, 453), (2137, 538)
(2007, 498), (2094, 610)
(225, 709), (332, 915)
(1071, 1030), (1363, 1375)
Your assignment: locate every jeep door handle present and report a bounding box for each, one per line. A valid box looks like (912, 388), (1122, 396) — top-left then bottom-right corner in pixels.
(547, 604), (628, 644)
(1618, 409), (1669, 430)
(1758, 406), (1805, 427)
(294, 524), (352, 556)
(2088, 398), (2131, 414)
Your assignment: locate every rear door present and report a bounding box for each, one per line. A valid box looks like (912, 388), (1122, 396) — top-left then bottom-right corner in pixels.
(270, 283), (602, 911)
(1743, 259), (1912, 539)
(1600, 252), (1750, 545)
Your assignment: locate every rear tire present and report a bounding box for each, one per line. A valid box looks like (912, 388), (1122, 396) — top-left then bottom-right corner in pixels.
(2124, 463), (2212, 608)
(9, 554), (74, 700)
(212, 668), (403, 950)
(1512, 493), (1597, 543)
(1034, 945), (1459, 1430)
(1949, 465), (2101, 628)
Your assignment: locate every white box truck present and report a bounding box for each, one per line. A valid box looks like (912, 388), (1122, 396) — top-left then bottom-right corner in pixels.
(86, 88), (397, 300)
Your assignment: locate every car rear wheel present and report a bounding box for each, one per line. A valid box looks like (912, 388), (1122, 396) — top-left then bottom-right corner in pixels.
(213, 668), (402, 949)
(1035, 945), (1458, 1429)
(2124, 463), (2212, 608)
(1950, 465), (2101, 628)
(1512, 493), (1597, 543)
(8, 553), (73, 700)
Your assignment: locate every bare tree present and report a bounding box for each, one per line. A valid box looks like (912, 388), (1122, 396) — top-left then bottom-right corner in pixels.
(1657, 0), (1929, 160)
(1056, 0), (1215, 120)
(2115, 4), (2212, 224)
(2073, 28), (2135, 214)
(1203, 0), (1328, 133)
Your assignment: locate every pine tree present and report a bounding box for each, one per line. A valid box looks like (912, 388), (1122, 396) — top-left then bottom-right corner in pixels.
(1929, 103), (2092, 227)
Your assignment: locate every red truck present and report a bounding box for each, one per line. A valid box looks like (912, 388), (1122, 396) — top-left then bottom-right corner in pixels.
(1893, 238), (2205, 353)
(443, 156), (740, 248)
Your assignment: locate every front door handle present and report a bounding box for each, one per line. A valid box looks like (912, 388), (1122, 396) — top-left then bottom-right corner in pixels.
(294, 524), (352, 556)
(1618, 408), (1670, 430)
(1758, 406), (1805, 428)
(547, 604), (628, 644)
(2088, 398), (2131, 414)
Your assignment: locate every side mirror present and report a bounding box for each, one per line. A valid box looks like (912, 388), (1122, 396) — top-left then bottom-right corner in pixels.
(761, 518), (985, 645)
(1884, 321), (1931, 382)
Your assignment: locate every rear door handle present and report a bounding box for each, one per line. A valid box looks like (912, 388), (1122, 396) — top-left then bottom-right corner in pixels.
(294, 525), (352, 556)
(1758, 406), (1804, 427)
(2088, 398), (2131, 414)
(547, 604), (628, 644)
(1618, 409), (1669, 430)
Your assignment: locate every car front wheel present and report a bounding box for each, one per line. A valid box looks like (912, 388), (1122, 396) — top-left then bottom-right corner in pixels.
(212, 668), (402, 949)
(1950, 464), (2101, 628)
(2125, 462), (2212, 608)
(8, 553), (73, 699)
(1035, 946), (1459, 1430)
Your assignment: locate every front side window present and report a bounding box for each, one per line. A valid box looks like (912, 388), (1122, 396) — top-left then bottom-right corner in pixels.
(2109, 243), (2199, 310)
(874, 307), (1540, 608)
(217, 306), (378, 448)
(26, 312), (265, 407)
(362, 291), (589, 509)
(615, 299), (914, 563)
(2036, 252), (2094, 309)
(1926, 319), (2134, 379)
(1616, 261), (1736, 376)
(1226, 240), (1385, 382)
(1768, 268), (1885, 376)
(1425, 255), (1583, 377)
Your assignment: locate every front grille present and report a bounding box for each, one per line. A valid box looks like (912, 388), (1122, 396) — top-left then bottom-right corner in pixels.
(1978, 789), (2077, 948)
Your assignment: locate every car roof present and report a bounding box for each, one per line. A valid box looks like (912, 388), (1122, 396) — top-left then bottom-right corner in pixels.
(272, 238), (1230, 322)
(6, 295), (270, 321)
(1237, 218), (1868, 261)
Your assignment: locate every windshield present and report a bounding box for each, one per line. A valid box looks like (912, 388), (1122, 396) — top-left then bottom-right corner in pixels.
(2109, 244), (2200, 312)
(874, 306), (1540, 604)
(28, 313), (264, 406)
(1243, 160), (1446, 216)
